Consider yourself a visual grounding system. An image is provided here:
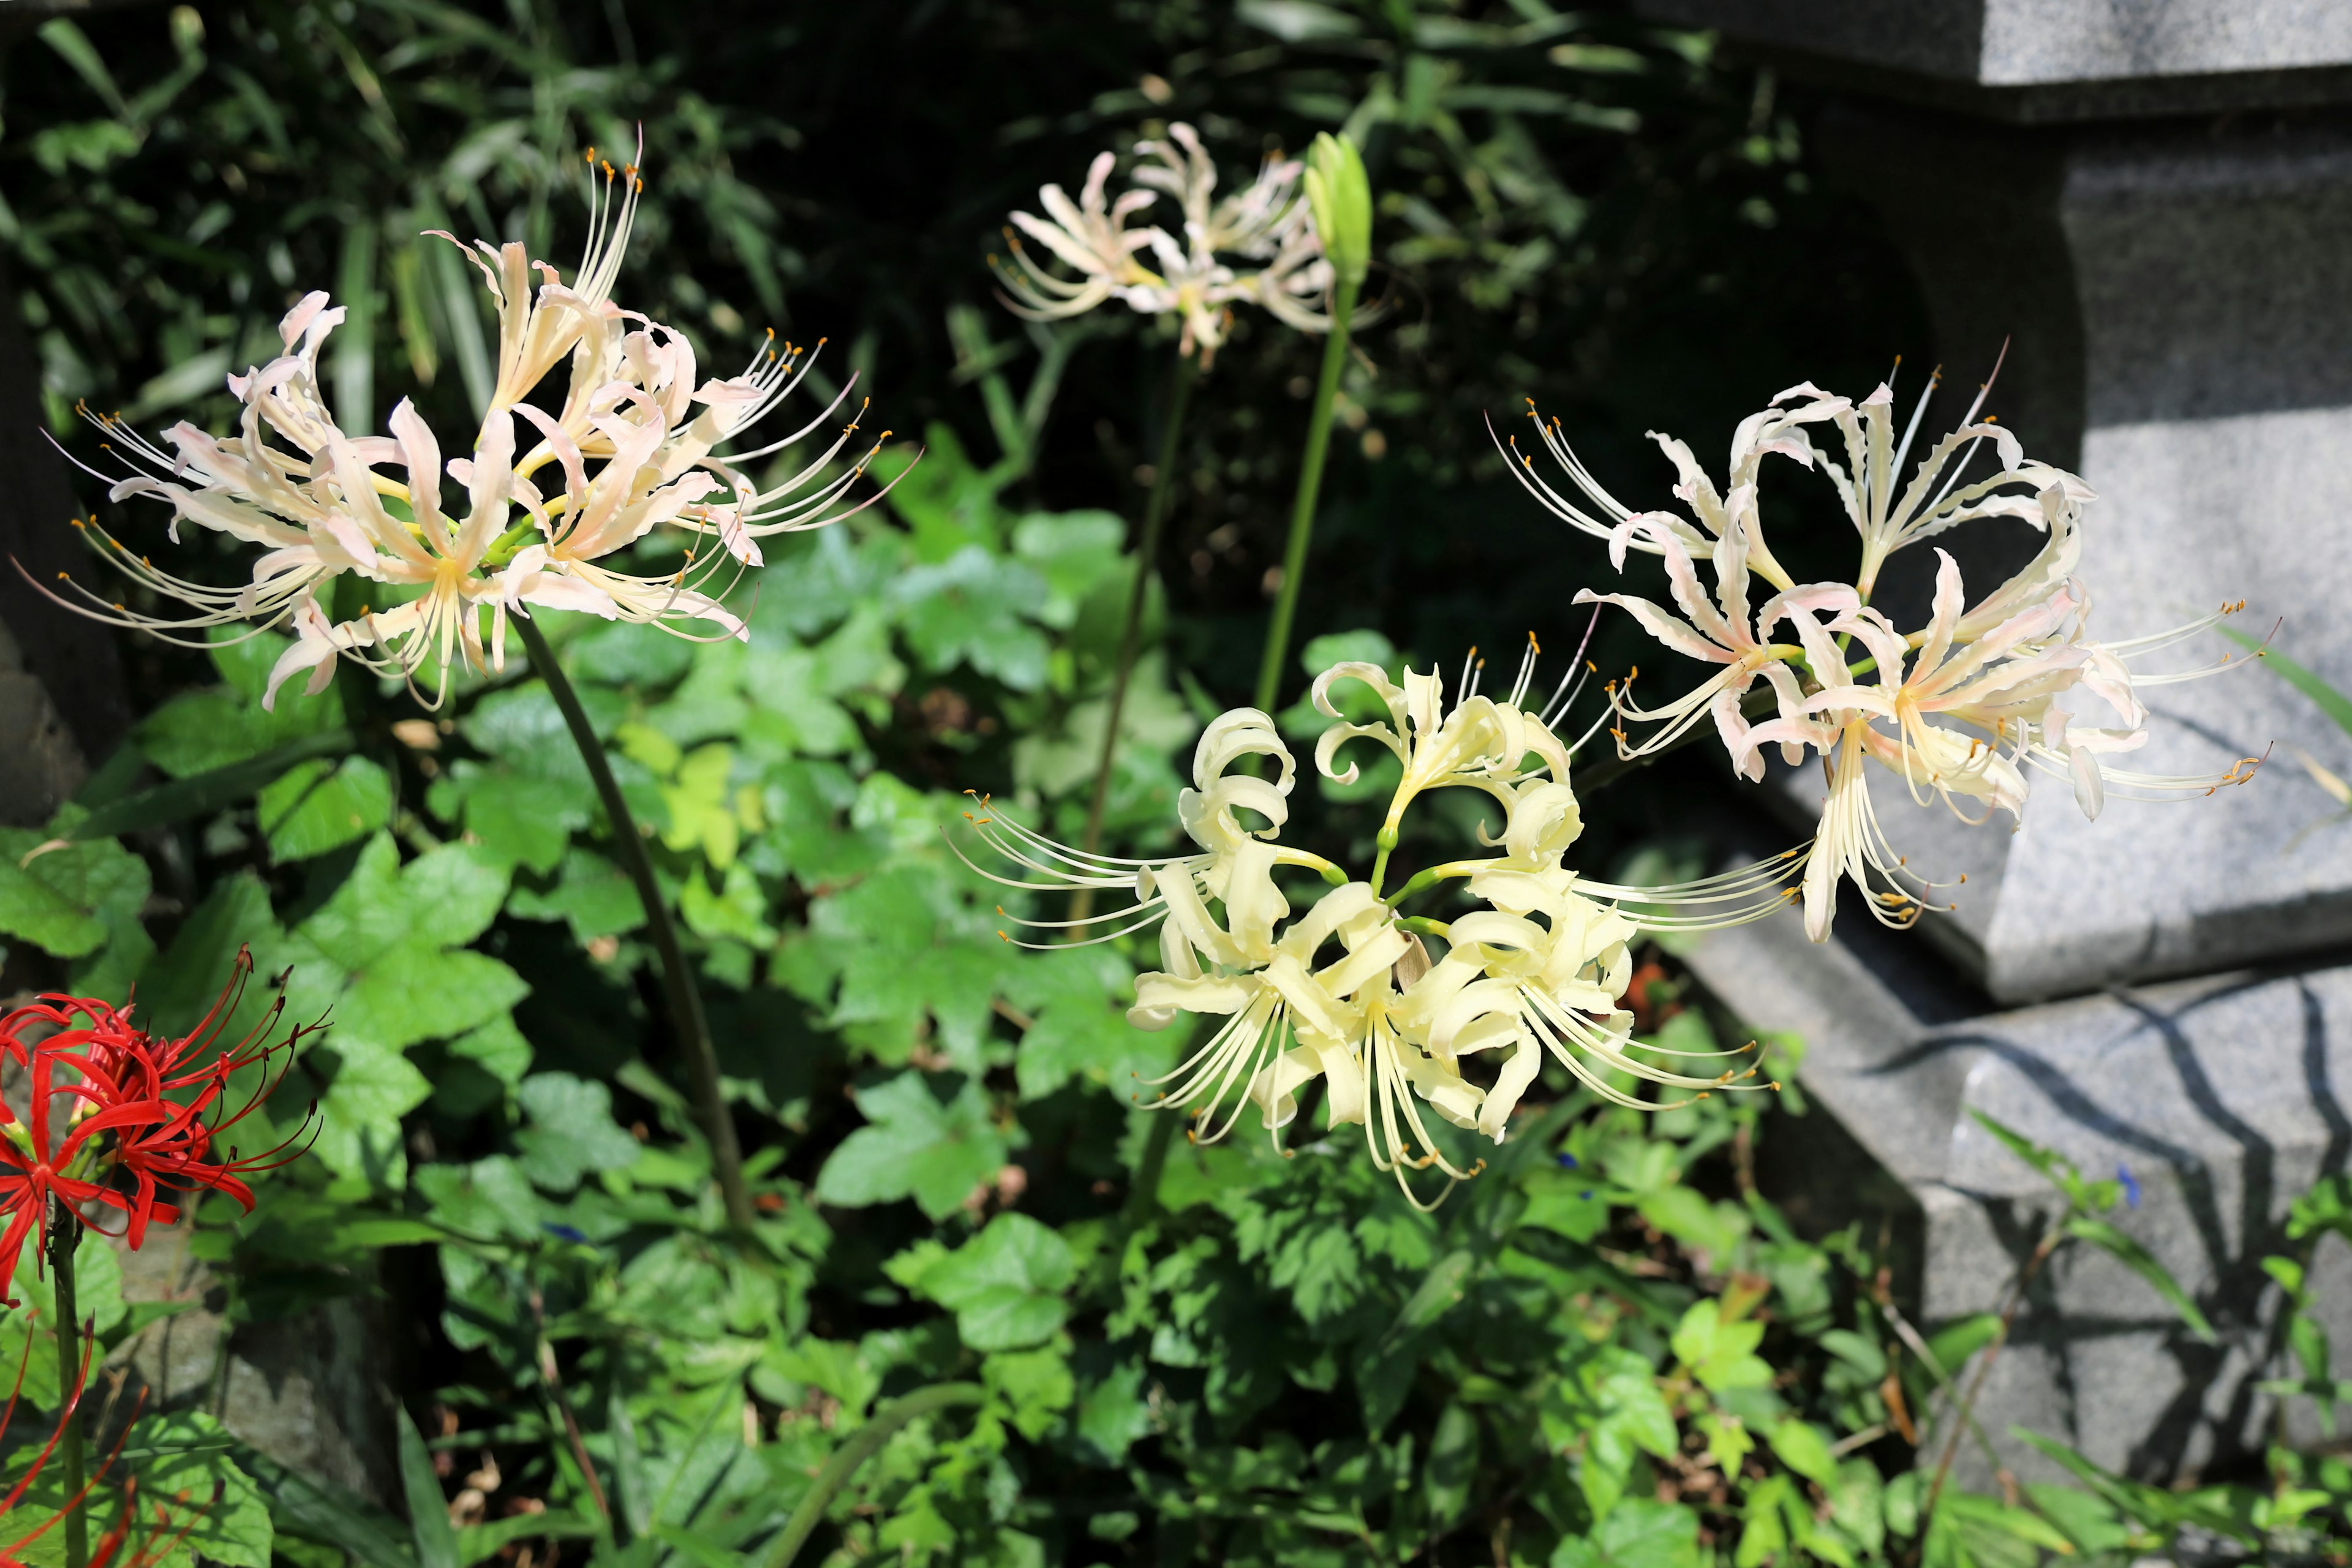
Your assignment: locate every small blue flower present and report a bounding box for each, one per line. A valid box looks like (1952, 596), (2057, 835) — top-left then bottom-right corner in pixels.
(544, 1223), (589, 1245)
(1557, 1152), (1580, 1170)
(1579, 1191), (1593, 1200)
(2117, 1164), (2141, 1210)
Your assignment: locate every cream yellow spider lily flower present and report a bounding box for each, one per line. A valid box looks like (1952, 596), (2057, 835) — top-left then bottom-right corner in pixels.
(42, 147), (889, 709)
(956, 648), (1804, 1204)
(955, 709), (1342, 949)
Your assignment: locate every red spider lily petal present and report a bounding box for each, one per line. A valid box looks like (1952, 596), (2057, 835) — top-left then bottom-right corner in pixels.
(0, 946), (315, 1265)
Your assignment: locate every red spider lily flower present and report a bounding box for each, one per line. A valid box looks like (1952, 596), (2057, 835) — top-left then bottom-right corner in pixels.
(0, 946), (318, 1302)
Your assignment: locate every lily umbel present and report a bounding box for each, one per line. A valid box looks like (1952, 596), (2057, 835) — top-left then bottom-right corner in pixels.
(957, 643), (1798, 1207)
(992, 121), (1355, 364)
(1508, 364), (2262, 941)
(39, 140), (895, 709)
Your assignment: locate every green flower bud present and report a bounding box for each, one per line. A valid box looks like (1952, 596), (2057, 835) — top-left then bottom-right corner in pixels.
(1303, 132), (1371, 289)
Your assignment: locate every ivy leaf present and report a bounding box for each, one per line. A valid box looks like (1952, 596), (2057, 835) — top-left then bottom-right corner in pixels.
(258, 756), (393, 862)
(130, 1411), (275, 1568)
(337, 941), (528, 1053)
(0, 831), (148, 962)
(1073, 1359), (1152, 1464)
(507, 849), (644, 943)
(514, 1073), (643, 1192)
(888, 545), (1050, 690)
(913, 1212), (1075, 1351)
(814, 1071), (1009, 1221)
(1671, 1300), (1771, 1392)
(983, 1346), (1076, 1439)
(306, 1032), (432, 1192)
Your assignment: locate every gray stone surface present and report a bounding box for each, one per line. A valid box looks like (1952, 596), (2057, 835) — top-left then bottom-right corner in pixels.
(1635, 0), (2352, 119)
(1757, 108), (2352, 1005)
(113, 1221), (398, 1504)
(1692, 904), (2352, 1485)
(0, 616), (85, 826)
(1623, 0), (2352, 1498)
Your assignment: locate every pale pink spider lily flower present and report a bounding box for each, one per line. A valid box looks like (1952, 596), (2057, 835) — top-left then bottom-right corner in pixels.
(1504, 382), (1853, 587)
(994, 123), (1343, 366)
(1572, 519), (1844, 781)
(1806, 371), (2093, 599)
(40, 146), (887, 706)
(997, 151), (1162, 320)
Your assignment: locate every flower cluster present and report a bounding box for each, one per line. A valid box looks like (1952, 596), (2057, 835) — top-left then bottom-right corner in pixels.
(959, 644), (1794, 1204)
(994, 122), (1338, 364)
(1509, 371), (2261, 940)
(45, 145), (890, 709)
(0, 948), (313, 1304)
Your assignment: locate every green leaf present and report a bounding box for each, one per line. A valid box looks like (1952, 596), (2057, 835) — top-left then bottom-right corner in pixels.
(258, 755), (394, 861)
(398, 842), (512, 948)
(232, 1441), (415, 1568)
(1767, 1417), (1839, 1488)
(398, 1411), (459, 1568)
(1551, 1498), (1702, 1568)
(2220, 624), (2352, 738)
(1920, 1313), (2002, 1382)
(0, 831), (148, 962)
(1967, 1109), (2060, 1181)
(2063, 1215), (2218, 1341)
(514, 1073), (643, 1191)
(1072, 1360), (1151, 1464)
(912, 1212), (1074, 1350)
(339, 941), (528, 1053)
(982, 1346), (1076, 1439)
(888, 545), (1050, 690)
(74, 724), (358, 845)
(1672, 1300), (1771, 1392)
(507, 849), (644, 943)
(308, 1033), (433, 1190)
(815, 1071), (1011, 1219)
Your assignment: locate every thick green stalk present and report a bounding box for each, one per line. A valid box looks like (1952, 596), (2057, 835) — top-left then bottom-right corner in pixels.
(1068, 348), (1196, 929)
(47, 1210), (86, 1568)
(514, 616), (754, 1231)
(1253, 273), (1361, 716)
(761, 1384), (984, 1568)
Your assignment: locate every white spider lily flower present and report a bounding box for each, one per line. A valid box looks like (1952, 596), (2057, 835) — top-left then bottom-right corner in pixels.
(1773, 551), (2258, 939)
(992, 122), (1343, 366)
(1808, 371), (2093, 599)
(42, 146), (889, 706)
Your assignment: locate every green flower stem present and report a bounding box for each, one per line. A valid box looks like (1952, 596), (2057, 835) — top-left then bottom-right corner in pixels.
(761, 1383), (984, 1568)
(47, 1209), (86, 1568)
(1253, 272), (1362, 718)
(514, 614), (755, 1231)
(1068, 346), (1197, 930)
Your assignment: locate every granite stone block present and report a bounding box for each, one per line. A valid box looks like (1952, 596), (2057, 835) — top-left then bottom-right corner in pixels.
(1690, 901), (2352, 1485)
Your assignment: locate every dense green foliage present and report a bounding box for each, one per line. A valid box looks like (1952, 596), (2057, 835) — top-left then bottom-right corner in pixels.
(2, 4), (2350, 1568)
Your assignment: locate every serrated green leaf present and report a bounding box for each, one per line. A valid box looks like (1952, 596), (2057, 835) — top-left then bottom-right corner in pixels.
(814, 1071), (1009, 1220)
(514, 1072), (642, 1191)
